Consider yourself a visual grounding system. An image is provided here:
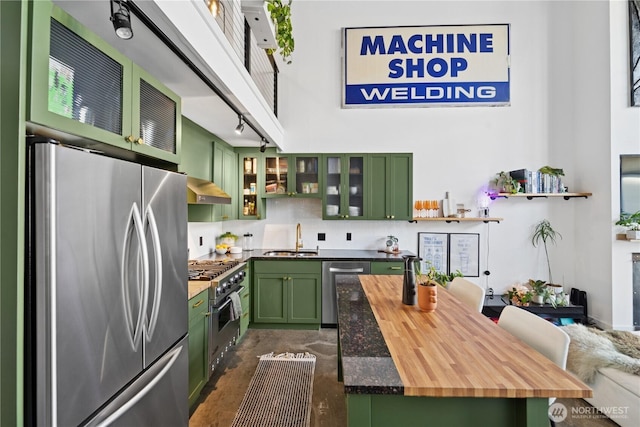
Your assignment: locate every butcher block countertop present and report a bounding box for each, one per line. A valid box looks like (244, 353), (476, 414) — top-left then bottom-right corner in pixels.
(337, 274), (592, 399)
(188, 281), (210, 300)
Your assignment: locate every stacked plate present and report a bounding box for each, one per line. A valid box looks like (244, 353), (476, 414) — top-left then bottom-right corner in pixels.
(348, 206), (361, 216)
(326, 205), (339, 215)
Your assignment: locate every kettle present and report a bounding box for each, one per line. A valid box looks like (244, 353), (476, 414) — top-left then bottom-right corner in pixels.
(402, 255), (421, 305)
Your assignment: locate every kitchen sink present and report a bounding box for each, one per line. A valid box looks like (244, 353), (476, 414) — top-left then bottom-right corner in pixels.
(263, 250), (319, 257)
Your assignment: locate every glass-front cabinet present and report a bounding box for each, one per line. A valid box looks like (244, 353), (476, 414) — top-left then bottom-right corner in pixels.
(238, 151), (265, 220)
(263, 152), (321, 198)
(323, 155), (365, 219)
(264, 154), (290, 196)
(293, 156), (320, 197)
(29, 1), (181, 164)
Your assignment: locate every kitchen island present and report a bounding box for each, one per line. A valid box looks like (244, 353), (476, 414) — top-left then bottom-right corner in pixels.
(337, 275), (592, 427)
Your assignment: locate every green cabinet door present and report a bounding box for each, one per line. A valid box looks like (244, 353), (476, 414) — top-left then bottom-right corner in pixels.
(213, 141), (238, 221)
(180, 117), (214, 222)
(253, 261), (321, 325)
(239, 284), (251, 338)
(237, 148), (266, 220)
(254, 274), (287, 323)
(371, 261), (404, 275)
(29, 1), (180, 164)
(368, 154), (413, 220)
(262, 150), (322, 198)
(323, 154), (366, 219)
(289, 274), (322, 323)
(188, 290), (209, 408)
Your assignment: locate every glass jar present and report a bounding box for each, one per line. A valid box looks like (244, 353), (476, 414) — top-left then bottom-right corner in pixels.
(243, 233), (254, 251)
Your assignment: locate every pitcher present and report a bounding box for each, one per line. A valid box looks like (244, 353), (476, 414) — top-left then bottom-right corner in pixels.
(402, 255), (421, 305)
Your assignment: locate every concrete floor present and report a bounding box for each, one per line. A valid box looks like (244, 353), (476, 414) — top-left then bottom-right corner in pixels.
(189, 328), (347, 427)
(188, 328), (615, 427)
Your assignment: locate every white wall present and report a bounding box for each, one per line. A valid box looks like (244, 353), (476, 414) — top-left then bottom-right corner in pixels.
(188, 0), (640, 329)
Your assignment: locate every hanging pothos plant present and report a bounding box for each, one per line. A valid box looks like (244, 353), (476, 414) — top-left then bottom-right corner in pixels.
(266, 0), (294, 64)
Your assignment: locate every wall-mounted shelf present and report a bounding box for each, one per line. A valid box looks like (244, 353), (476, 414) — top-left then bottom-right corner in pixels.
(489, 192), (592, 200)
(409, 217), (503, 224)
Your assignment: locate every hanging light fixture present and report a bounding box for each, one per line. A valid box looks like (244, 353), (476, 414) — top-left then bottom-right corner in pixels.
(259, 137), (268, 153)
(110, 0), (133, 40)
(235, 115), (245, 135)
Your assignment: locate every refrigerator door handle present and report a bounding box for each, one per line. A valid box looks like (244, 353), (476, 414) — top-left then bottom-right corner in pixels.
(85, 344), (184, 427)
(144, 205), (162, 340)
(122, 202), (149, 350)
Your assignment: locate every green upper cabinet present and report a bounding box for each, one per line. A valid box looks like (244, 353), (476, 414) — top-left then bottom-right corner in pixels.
(322, 154), (366, 220)
(237, 148), (266, 220)
(263, 150), (321, 198)
(28, 1), (181, 163)
(368, 153), (413, 220)
(180, 117), (214, 222)
(213, 141), (238, 221)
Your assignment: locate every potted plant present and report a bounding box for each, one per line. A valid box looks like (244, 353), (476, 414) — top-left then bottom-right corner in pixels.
(415, 262), (438, 312)
(423, 262), (463, 287)
(528, 279), (547, 304)
(219, 231), (239, 246)
(491, 171), (520, 194)
(531, 219), (562, 286)
(266, 0), (294, 64)
(507, 284), (533, 306)
(615, 210), (640, 240)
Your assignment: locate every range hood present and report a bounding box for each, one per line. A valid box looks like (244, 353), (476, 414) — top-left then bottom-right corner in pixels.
(187, 176), (232, 205)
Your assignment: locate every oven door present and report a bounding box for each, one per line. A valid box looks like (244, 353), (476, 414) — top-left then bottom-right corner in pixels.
(208, 294), (241, 373)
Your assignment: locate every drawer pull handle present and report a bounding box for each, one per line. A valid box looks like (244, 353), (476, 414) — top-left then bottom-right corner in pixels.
(205, 312), (211, 317)
(390, 266), (402, 270)
(192, 300), (204, 308)
(242, 312), (249, 318)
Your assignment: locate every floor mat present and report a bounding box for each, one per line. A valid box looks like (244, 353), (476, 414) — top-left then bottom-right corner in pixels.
(231, 352), (316, 427)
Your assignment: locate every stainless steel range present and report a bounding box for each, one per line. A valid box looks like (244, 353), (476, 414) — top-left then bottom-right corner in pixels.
(188, 259), (247, 373)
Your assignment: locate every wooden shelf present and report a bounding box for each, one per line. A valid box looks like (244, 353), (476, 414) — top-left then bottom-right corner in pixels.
(490, 192), (592, 200)
(410, 217), (502, 223)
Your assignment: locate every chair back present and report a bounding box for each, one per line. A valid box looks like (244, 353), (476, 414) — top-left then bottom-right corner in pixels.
(448, 277), (486, 312)
(498, 305), (570, 369)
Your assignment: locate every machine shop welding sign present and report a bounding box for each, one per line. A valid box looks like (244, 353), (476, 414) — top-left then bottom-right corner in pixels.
(342, 24), (510, 108)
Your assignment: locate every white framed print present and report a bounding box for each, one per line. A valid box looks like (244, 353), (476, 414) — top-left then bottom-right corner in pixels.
(449, 233), (479, 277)
(417, 232), (448, 275)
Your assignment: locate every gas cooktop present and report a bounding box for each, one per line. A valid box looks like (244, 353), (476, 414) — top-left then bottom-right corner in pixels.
(188, 259), (242, 281)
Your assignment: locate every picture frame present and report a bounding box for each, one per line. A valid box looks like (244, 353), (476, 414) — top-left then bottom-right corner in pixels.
(449, 233), (480, 277)
(417, 232), (449, 275)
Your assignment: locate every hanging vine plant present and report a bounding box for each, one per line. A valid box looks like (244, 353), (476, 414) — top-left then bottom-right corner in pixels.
(266, 0), (294, 64)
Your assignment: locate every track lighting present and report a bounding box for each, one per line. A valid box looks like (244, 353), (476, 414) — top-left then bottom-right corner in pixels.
(259, 137), (268, 153)
(110, 0), (133, 40)
(235, 115), (245, 135)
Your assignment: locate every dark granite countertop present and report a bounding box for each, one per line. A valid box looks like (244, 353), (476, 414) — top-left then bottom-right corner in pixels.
(336, 275), (403, 395)
(193, 248), (415, 263)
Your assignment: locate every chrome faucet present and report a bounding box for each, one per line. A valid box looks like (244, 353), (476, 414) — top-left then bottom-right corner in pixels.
(295, 223), (303, 252)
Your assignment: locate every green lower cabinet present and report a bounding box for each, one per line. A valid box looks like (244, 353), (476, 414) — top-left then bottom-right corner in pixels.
(253, 261), (321, 327)
(370, 261), (404, 275)
(188, 290), (209, 408)
(239, 283), (251, 338)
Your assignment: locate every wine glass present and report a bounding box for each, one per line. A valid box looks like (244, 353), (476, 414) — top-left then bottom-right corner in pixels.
(421, 200), (428, 218)
(414, 200), (422, 218)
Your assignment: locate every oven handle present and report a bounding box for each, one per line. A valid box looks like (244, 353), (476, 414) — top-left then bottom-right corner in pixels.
(213, 298), (232, 313)
(236, 285), (246, 294)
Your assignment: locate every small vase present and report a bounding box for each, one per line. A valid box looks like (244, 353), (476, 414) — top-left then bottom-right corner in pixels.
(418, 283), (438, 312)
(627, 230), (640, 240)
(532, 294), (544, 304)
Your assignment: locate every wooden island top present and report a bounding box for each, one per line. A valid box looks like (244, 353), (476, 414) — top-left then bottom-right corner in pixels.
(362, 275), (591, 398)
(337, 274), (591, 400)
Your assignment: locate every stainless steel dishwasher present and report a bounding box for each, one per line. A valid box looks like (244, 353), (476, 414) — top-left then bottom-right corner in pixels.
(322, 261), (370, 325)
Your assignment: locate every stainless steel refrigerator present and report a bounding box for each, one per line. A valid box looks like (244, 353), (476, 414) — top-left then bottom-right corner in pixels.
(25, 139), (188, 426)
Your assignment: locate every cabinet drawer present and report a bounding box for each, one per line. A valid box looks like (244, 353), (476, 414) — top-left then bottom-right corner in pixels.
(370, 261), (403, 275)
(240, 286), (250, 312)
(254, 260), (321, 274)
(188, 290), (208, 321)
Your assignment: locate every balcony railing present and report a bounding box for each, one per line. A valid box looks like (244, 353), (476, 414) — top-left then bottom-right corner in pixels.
(207, 0), (278, 115)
